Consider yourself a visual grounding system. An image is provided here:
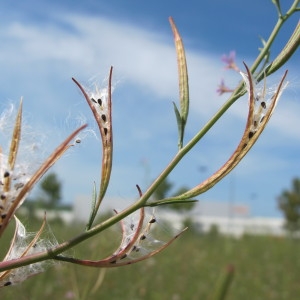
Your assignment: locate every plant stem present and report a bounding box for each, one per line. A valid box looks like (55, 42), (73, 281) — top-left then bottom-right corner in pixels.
(0, 1), (298, 274)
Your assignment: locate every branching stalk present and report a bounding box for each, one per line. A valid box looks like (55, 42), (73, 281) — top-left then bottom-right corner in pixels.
(0, 0), (299, 280)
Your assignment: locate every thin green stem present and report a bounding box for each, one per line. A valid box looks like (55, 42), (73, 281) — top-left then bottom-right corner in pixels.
(251, 1), (294, 74)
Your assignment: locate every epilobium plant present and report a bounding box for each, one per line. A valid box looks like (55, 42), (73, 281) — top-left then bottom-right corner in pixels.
(0, 0), (299, 289)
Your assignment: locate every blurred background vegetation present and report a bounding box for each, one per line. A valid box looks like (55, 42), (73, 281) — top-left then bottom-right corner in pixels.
(1, 218), (300, 300)
(2, 174), (300, 299)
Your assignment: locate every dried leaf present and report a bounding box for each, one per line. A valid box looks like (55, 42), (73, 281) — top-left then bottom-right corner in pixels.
(73, 68), (113, 228)
(160, 64), (288, 201)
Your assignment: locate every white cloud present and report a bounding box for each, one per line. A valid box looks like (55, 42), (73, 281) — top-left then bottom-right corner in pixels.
(0, 11), (299, 216)
(2, 13), (298, 126)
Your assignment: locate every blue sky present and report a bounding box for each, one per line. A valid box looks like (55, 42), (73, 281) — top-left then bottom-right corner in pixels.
(0, 0), (299, 218)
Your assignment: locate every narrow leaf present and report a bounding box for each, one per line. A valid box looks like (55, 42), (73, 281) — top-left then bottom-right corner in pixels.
(169, 17), (189, 149)
(147, 198), (198, 207)
(172, 102), (184, 146)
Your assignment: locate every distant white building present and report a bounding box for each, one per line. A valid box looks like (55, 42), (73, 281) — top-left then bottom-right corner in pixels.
(71, 197), (286, 237)
(193, 215), (285, 237)
(161, 200), (285, 237)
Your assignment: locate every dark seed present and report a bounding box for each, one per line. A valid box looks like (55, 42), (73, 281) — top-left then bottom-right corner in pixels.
(248, 131), (255, 139)
(4, 171), (10, 178)
(149, 218), (156, 224)
(1, 214), (7, 219)
(260, 116), (265, 123)
(110, 260), (117, 264)
(4, 281), (12, 286)
(140, 235), (146, 240)
(103, 128), (108, 135)
(98, 98), (102, 106)
(261, 101), (266, 109)
(120, 254), (127, 260)
(1, 194), (6, 200)
(101, 114), (107, 122)
(91, 98), (97, 103)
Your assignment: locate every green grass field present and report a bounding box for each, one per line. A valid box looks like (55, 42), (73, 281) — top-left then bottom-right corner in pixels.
(1, 218), (300, 300)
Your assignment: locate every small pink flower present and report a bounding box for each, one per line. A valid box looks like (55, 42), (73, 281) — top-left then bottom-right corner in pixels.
(216, 79), (234, 95)
(221, 51), (239, 72)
